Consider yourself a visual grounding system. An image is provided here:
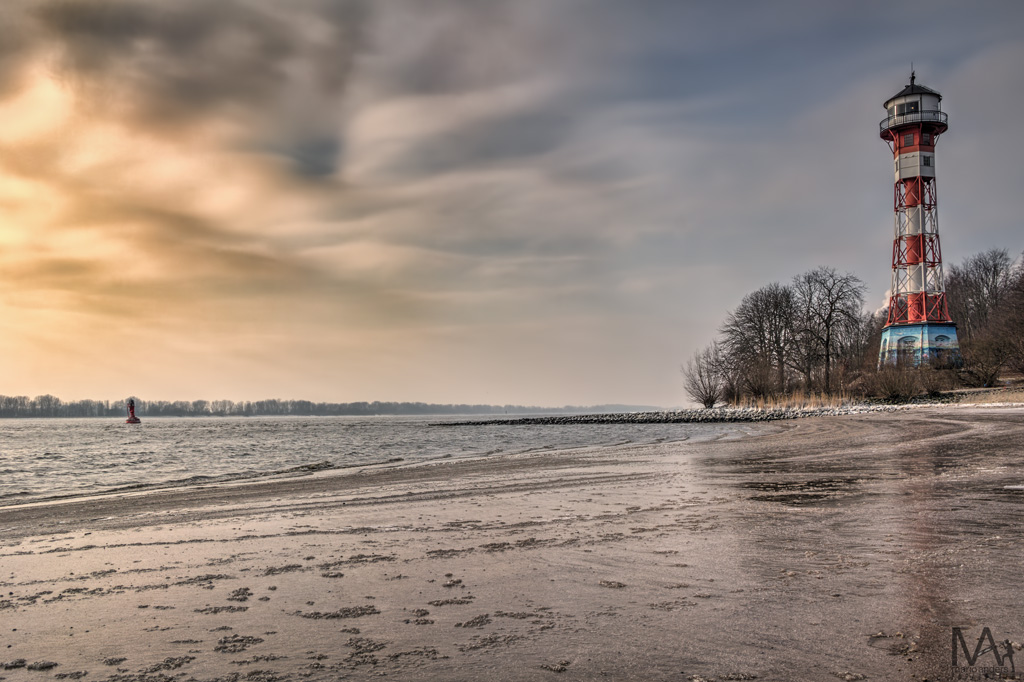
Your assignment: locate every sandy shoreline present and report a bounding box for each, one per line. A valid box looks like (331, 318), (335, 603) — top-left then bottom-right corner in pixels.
(1, 407), (1023, 681)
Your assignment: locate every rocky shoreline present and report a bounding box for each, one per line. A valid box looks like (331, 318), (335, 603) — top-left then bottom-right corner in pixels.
(436, 403), (911, 426)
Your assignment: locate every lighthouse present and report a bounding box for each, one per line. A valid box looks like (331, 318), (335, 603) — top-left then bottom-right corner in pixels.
(878, 72), (960, 366)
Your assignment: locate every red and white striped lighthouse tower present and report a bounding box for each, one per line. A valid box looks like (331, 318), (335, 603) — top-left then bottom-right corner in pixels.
(878, 72), (960, 365)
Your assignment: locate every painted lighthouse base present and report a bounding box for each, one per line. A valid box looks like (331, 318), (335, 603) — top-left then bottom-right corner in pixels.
(879, 322), (961, 367)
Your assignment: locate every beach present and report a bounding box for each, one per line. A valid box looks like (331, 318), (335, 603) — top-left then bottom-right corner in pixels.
(1, 407), (1023, 681)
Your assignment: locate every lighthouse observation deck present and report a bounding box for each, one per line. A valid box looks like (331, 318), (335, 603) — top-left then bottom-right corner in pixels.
(880, 109), (947, 133)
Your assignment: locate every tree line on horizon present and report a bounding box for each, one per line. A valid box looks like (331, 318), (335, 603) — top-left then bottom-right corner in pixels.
(0, 396), (653, 419)
(683, 248), (1024, 407)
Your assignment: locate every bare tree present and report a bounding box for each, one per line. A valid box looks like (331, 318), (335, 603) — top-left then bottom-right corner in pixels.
(34, 394), (62, 418)
(791, 267), (866, 394)
(682, 343), (723, 408)
(719, 282), (796, 397)
(833, 309), (885, 391)
(959, 331), (1010, 387)
(946, 249), (1023, 385)
(999, 262), (1024, 374)
(946, 248), (1015, 344)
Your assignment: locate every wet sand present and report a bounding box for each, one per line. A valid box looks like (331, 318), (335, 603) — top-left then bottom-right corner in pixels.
(1, 407), (1022, 681)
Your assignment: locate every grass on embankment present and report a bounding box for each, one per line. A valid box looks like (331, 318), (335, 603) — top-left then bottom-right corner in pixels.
(729, 392), (861, 410)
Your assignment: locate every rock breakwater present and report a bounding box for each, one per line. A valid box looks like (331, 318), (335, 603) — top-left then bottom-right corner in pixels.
(436, 404), (909, 427)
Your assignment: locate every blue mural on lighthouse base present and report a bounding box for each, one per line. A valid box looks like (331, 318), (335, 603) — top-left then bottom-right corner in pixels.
(879, 323), (961, 366)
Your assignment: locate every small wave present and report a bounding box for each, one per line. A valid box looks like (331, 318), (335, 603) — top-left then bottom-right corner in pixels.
(176, 475), (217, 484)
(98, 479), (146, 490)
(282, 460), (335, 473)
(0, 456), (418, 508)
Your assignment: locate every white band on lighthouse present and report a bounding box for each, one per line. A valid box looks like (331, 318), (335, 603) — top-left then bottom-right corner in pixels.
(895, 153), (935, 181)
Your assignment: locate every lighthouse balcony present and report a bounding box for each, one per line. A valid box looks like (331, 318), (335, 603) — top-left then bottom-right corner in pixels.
(880, 110), (947, 133)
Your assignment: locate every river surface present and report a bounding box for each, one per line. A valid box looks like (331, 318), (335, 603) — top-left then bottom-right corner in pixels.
(0, 415), (751, 503)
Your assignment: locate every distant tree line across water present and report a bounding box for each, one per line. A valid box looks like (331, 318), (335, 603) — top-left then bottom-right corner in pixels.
(0, 397), (656, 419)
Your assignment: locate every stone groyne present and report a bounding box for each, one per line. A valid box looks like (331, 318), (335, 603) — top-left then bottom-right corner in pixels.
(436, 403), (910, 426)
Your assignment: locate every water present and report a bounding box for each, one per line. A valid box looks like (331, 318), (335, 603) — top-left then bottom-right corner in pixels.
(0, 416), (745, 503)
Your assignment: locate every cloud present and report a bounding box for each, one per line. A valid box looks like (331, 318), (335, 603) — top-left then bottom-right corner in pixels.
(34, 0), (366, 177)
(0, 0), (1022, 404)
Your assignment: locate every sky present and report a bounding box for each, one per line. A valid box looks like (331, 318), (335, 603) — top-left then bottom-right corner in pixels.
(0, 0), (1022, 407)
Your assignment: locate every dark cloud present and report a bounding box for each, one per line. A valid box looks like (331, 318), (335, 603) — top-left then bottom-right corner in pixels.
(376, 2), (557, 96)
(40, 1), (275, 121)
(32, 0), (365, 181)
(269, 136), (344, 178)
(76, 202), (316, 288)
(0, 257), (104, 289)
(0, 3), (41, 97)
(387, 108), (575, 177)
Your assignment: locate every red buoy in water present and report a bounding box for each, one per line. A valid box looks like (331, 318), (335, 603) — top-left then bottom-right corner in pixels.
(126, 398), (141, 424)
